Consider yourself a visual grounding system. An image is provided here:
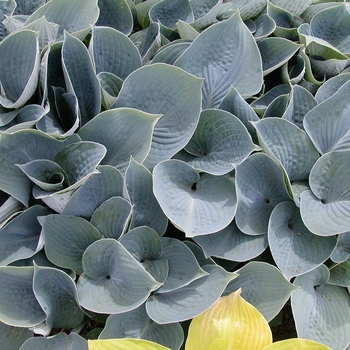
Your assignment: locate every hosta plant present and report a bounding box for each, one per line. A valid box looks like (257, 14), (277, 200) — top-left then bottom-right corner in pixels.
(0, 0), (350, 349)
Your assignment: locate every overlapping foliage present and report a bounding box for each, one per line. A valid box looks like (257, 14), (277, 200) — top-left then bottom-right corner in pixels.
(0, 0), (350, 349)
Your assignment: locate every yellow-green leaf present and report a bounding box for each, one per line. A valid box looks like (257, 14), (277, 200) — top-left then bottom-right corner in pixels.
(262, 338), (332, 350)
(88, 338), (170, 350)
(185, 288), (272, 350)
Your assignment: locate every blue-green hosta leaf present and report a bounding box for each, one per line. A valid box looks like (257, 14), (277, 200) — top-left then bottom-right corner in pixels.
(281, 54), (306, 85)
(0, 0), (16, 39)
(304, 80), (350, 154)
(184, 109), (260, 175)
(282, 85), (318, 130)
(224, 262), (297, 321)
(33, 265), (84, 328)
(0, 195), (23, 229)
(0, 320), (33, 350)
(328, 262), (350, 287)
(331, 232), (350, 263)
(90, 26), (141, 79)
(194, 220), (268, 262)
(0, 205), (51, 266)
(292, 265), (350, 349)
(120, 227), (168, 284)
(113, 63), (202, 168)
(0, 106), (18, 127)
(77, 239), (160, 314)
(24, 0), (99, 39)
(90, 197), (132, 240)
(137, 22), (162, 64)
(151, 40), (191, 65)
(99, 304), (183, 350)
(253, 118), (319, 182)
(300, 150), (350, 236)
(262, 94), (290, 119)
(156, 237), (207, 293)
(62, 31), (101, 125)
(235, 153), (291, 235)
(78, 108), (161, 173)
(153, 160), (237, 237)
(253, 14), (276, 41)
(310, 55), (350, 80)
(0, 29), (39, 109)
(97, 72), (123, 110)
(268, 202), (337, 280)
(258, 37), (302, 76)
(315, 72), (350, 103)
(39, 214), (102, 275)
(19, 333), (88, 350)
(270, 0), (310, 16)
(217, 0), (267, 21)
(149, 0), (194, 30)
(125, 157), (168, 235)
(218, 85), (259, 141)
(146, 264), (236, 324)
(62, 165), (124, 219)
(0, 266), (45, 327)
(175, 11), (263, 107)
(0, 130), (80, 206)
(189, 0), (222, 31)
(176, 20), (199, 40)
(13, 0), (45, 15)
(2, 14), (27, 34)
(96, 0), (133, 35)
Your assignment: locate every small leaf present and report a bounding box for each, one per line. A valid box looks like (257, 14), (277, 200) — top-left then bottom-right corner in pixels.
(185, 288), (272, 350)
(88, 339), (169, 350)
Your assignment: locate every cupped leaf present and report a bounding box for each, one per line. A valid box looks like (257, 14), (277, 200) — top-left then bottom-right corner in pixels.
(20, 333), (88, 350)
(194, 220), (268, 262)
(262, 94), (290, 119)
(253, 118), (319, 182)
(235, 153), (291, 235)
(78, 108), (161, 173)
(0, 320), (33, 350)
(0, 29), (39, 109)
(189, 0), (222, 31)
(224, 262), (297, 322)
(270, 0), (310, 16)
(175, 11), (263, 106)
(0, 195), (23, 230)
(24, 0), (99, 38)
(0, 266), (45, 327)
(33, 265), (84, 328)
(217, 0), (267, 21)
(99, 304), (183, 350)
(153, 160), (237, 237)
(77, 239), (160, 314)
(0, 205), (51, 266)
(97, 72), (123, 110)
(88, 339), (169, 350)
(137, 22), (162, 64)
(125, 157), (168, 235)
(90, 197), (132, 240)
(62, 165), (124, 219)
(176, 20), (199, 40)
(315, 72), (350, 103)
(304, 80), (350, 154)
(253, 13), (276, 41)
(96, 0), (133, 35)
(328, 262), (350, 287)
(39, 214), (102, 275)
(331, 232), (350, 263)
(90, 26), (141, 79)
(268, 202), (337, 280)
(292, 265), (350, 349)
(184, 109), (260, 175)
(62, 31), (101, 125)
(146, 264), (236, 324)
(186, 288), (272, 350)
(300, 150), (350, 236)
(262, 338), (331, 350)
(151, 40), (191, 65)
(113, 63), (202, 169)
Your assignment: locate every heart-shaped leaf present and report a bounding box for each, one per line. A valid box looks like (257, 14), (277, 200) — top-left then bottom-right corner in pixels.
(153, 160), (237, 237)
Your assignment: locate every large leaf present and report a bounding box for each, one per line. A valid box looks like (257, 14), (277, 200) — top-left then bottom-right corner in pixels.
(300, 150), (350, 236)
(268, 202), (337, 280)
(0, 266), (45, 327)
(235, 153), (291, 235)
(224, 262), (297, 322)
(314, 72), (350, 103)
(125, 157), (168, 235)
(77, 239), (160, 314)
(186, 288), (272, 350)
(99, 304), (183, 350)
(183, 109), (260, 175)
(90, 26), (141, 79)
(112, 63), (202, 168)
(0, 29), (39, 109)
(0, 205), (51, 266)
(304, 80), (350, 154)
(175, 11), (263, 107)
(39, 214), (102, 275)
(33, 265), (84, 328)
(292, 265), (350, 349)
(62, 31), (101, 125)
(153, 160), (237, 237)
(0, 320), (33, 350)
(78, 108), (161, 173)
(146, 264), (236, 324)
